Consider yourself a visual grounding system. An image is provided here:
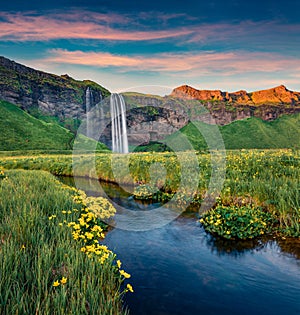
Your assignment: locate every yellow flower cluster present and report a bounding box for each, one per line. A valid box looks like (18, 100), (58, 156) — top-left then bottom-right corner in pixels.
(133, 184), (156, 199)
(80, 243), (112, 264)
(119, 269), (131, 279)
(47, 187), (134, 294)
(67, 209), (105, 243)
(53, 277), (68, 287)
(200, 203), (276, 240)
(70, 190), (134, 293)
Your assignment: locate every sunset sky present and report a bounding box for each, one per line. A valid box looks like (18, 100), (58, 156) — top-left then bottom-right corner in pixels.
(1, 0), (300, 94)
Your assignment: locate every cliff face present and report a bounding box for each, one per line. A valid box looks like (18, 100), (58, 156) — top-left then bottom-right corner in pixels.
(170, 84), (300, 124)
(119, 84), (300, 146)
(171, 84), (300, 105)
(0, 56), (110, 120)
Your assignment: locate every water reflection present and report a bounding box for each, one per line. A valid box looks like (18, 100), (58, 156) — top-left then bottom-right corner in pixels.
(104, 216), (300, 315)
(204, 232), (267, 257)
(58, 175), (131, 199)
(277, 238), (300, 260)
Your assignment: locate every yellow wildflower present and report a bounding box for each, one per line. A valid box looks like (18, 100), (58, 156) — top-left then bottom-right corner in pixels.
(72, 231), (80, 240)
(53, 281), (60, 287)
(86, 245), (96, 252)
(78, 217), (86, 226)
(91, 225), (102, 232)
(61, 277), (67, 285)
(85, 232), (94, 240)
(119, 270), (131, 279)
(126, 284), (134, 293)
(117, 260), (122, 269)
(73, 224), (81, 230)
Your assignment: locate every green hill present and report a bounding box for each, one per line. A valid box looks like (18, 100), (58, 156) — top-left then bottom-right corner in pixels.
(135, 113), (300, 151)
(220, 114), (300, 149)
(0, 100), (109, 152)
(0, 100), (74, 150)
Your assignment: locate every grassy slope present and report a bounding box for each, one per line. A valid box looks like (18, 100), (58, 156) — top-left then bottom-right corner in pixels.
(0, 100), (110, 151)
(162, 113), (300, 151)
(0, 100), (74, 150)
(220, 114), (300, 149)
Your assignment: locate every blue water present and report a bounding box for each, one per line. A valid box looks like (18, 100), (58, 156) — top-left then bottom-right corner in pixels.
(59, 176), (300, 315)
(104, 217), (300, 315)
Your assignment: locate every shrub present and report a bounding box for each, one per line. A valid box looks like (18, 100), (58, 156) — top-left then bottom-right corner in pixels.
(133, 184), (159, 200)
(200, 203), (277, 240)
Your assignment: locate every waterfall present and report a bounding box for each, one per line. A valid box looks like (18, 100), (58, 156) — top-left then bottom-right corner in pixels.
(86, 87), (91, 112)
(85, 87), (92, 138)
(110, 93), (129, 153)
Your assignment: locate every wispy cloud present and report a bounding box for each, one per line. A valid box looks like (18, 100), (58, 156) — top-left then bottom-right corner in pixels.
(1, 10), (299, 46)
(0, 11), (194, 42)
(41, 49), (300, 75)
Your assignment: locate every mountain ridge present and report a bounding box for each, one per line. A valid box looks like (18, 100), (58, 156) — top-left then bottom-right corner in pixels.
(170, 84), (300, 105)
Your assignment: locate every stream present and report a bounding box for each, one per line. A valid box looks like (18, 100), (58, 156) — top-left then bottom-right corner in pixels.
(59, 176), (300, 315)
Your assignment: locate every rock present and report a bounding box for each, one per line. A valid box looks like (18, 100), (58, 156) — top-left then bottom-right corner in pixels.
(171, 84), (300, 105)
(251, 85), (300, 104)
(171, 85), (228, 101)
(169, 84), (300, 125)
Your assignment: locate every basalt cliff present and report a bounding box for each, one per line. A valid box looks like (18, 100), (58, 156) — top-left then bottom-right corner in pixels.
(0, 56), (110, 121)
(168, 84), (300, 125)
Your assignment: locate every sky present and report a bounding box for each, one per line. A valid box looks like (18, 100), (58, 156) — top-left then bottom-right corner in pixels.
(0, 0), (300, 95)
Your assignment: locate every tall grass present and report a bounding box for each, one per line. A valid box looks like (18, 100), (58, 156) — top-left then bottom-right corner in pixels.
(0, 170), (128, 314)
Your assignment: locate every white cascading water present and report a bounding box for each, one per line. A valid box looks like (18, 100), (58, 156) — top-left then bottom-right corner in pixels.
(110, 93), (129, 153)
(85, 87), (92, 138)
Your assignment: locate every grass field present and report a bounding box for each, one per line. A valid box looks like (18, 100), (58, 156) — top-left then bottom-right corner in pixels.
(0, 169), (129, 314)
(0, 149), (299, 237)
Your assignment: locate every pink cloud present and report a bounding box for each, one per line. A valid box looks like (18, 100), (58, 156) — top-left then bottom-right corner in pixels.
(41, 49), (300, 75)
(0, 11), (194, 42)
(0, 10), (299, 51)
